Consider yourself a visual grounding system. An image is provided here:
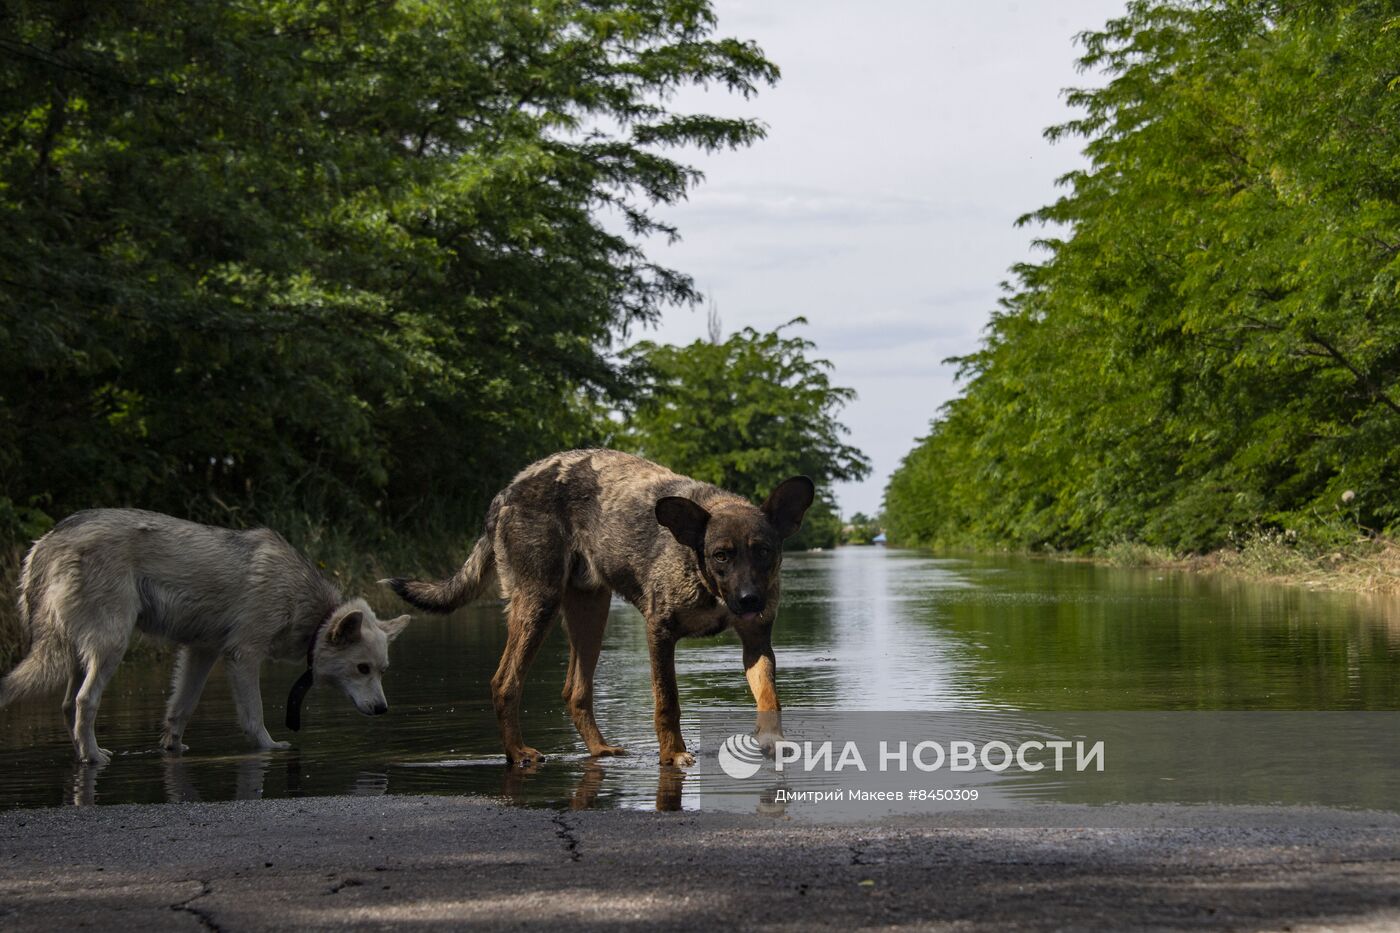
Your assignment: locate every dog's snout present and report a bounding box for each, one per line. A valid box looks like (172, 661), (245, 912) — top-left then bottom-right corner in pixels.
(372, 702), (388, 716)
(738, 592), (764, 613)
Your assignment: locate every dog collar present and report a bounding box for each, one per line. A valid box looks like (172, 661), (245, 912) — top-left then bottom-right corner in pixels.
(285, 606), (337, 732)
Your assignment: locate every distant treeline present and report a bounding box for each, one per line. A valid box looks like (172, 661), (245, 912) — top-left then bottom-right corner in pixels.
(886, 1), (1400, 552)
(0, 2), (865, 558)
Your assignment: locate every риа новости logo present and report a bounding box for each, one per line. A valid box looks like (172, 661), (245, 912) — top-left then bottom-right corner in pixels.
(718, 733), (766, 778)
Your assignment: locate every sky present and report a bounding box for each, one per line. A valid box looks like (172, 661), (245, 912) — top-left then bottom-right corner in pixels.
(631, 0), (1127, 517)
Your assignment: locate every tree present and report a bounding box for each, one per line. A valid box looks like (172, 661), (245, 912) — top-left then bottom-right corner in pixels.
(886, 0), (1400, 552)
(841, 511), (882, 545)
(624, 319), (870, 549)
(0, 0), (778, 545)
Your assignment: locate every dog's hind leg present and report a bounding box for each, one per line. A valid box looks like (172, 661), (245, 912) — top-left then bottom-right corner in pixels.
(562, 642), (576, 709)
(61, 653), (82, 741)
(72, 646), (124, 765)
(64, 572), (138, 764)
(226, 654), (290, 751)
(562, 586), (623, 756)
(491, 593), (560, 767)
(161, 646), (219, 752)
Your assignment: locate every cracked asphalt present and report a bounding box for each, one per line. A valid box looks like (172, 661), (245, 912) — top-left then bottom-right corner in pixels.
(3, 797), (1400, 931)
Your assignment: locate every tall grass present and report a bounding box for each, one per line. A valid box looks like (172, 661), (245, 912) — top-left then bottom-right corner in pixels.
(0, 545), (23, 670)
(1090, 523), (1400, 593)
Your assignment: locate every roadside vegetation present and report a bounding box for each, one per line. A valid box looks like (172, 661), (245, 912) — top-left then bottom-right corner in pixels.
(885, 1), (1400, 590)
(840, 513), (884, 546)
(1, 0), (778, 552)
(0, 2), (872, 667)
(1092, 525), (1400, 594)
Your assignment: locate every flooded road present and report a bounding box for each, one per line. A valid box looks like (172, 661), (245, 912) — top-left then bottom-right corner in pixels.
(2, 547), (1398, 810)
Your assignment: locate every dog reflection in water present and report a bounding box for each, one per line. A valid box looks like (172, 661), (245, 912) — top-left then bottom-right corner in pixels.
(496, 759), (691, 812)
(67, 754), (390, 806)
(160, 754), (273, 804)
(67, 753), (782, 815)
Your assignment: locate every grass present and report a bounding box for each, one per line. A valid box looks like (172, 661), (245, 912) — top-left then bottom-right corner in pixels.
(1093, 541), (1180, 568)
(1090, 527), (1400, 594)
(264, 511), (465, 597)
(0, 545), (21, 671)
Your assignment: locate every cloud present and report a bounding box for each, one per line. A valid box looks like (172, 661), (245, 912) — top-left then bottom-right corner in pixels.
(637, 0), (1128, 515)
(679, 184), (960, 228)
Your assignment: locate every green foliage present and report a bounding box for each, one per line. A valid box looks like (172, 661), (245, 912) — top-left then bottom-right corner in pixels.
(886, 1), (1400, 553)
(0, 0), (776, 544)
(623, 319), (870, 549)
(840, 511), (882, 546)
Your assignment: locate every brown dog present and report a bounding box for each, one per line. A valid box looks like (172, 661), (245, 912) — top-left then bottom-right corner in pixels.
(386, 449), (813, 767)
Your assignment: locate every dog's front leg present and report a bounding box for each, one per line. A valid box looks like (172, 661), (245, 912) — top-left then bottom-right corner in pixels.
(734, 619), (784, 753)
(647, 624), (694, 767)
(226, 653), (291, 750)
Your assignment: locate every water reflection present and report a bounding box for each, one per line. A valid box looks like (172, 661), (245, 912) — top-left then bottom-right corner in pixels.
(160, 753), (273, 803)
(817, 550), (983, 708)
(4, 548), (1399, 810)
(70, 762), (103, 807)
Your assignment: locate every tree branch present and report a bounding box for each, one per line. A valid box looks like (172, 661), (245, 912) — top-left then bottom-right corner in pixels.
(1304, 329), (1400, 418)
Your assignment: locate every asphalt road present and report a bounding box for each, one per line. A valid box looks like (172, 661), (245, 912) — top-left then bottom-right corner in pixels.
(2, 797), (1399, 931)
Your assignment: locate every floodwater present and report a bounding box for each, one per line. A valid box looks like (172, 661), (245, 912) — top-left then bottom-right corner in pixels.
(2, 548), (1398, 811)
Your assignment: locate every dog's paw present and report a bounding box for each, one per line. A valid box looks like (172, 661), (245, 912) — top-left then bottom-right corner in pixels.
(589, 744), (627, 757)
(508, 746), (545, 768)
(260, 740), (292, 751)
(756, 731), (785, 756)
(78, 747), (112, 766)
(662, 750), (696, 768)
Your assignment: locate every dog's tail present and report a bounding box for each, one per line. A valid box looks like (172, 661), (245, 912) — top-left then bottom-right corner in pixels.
(1, 544), (70, 708)
(383, 535), (496, 614)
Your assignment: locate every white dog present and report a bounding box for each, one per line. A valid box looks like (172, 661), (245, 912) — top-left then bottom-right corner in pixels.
(1, 509), (409, 763)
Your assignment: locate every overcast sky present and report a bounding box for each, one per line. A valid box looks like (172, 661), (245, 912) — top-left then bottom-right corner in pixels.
(633, 0), (1127, 516)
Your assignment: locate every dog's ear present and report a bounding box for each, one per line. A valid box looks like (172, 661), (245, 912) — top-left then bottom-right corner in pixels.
(328, 609), (364, 646)
(762, 476), (816, 539)
(656, 496), (711, 551)
(380, 614), (411, 642)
